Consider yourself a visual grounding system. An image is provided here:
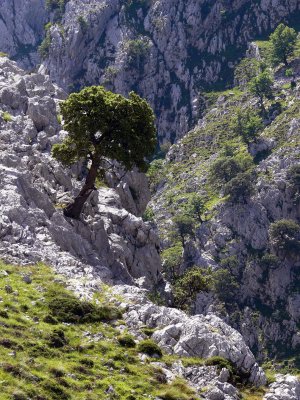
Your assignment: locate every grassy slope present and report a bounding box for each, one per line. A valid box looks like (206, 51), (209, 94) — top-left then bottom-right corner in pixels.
(0, 262), (201, 400)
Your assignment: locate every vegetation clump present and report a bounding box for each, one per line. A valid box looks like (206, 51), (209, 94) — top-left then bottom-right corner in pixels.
(269, 23), (298, 66)
(155, 378), (197, 400)
(117, 334), (136, 348)
(137, 339), (162, 357)
(224, 171), (255, 203)
(269, 219), (300, 254)
(52, 86), (156, 219)
(47, 290), (121, 323)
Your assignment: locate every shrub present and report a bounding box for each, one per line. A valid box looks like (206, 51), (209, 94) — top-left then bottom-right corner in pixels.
(224, 171), (255, 203)
(80, 358), (94, 368)
(173, 267), (212, 310)
(2, 111), (12, 122)
(269, 219), (300, 253)
(287, 164), (300, 188)
(39, 31), (52, 59)
(137, 339), (162, 357)
(48, 329), (68, 348)
(117, 334), (136, 348)
(269, 23), (298, 66)
(141, 327), (156, 337)
(205, 356), (234, 374)
(0, 310), (9, 318)
(43, 314), (58, 324)
(183, 193), (206, 223)
(172, 214), (195, 246)
(260, 254), (280, 269)
(77, 15), (88, 33)
(156, 378), (196, 400)
(125, 38), (150, 69)
(147, 159), (164, 190)
(46, 291), (121, 323)
(43, 380), (70, 400)
(143, 206), (155, 222)
(285, 68), (294, 78)
(212, 269), (239, 303)
(248, 71), (274, 113)
(231, 108), (263, 144)
(161, 244), (183, 281)
(234, 58), (261, 87)
(210, 157), (242, 185)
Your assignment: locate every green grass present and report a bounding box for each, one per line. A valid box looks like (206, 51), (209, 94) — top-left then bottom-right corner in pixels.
(0, 261), (203, 400)
(2, 111), (12, 122)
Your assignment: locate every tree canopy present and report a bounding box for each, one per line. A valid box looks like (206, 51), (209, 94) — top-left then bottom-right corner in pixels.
(53, 86), (156, 218)
(269, 23), (298, 66)
(248, 71), (274, 113)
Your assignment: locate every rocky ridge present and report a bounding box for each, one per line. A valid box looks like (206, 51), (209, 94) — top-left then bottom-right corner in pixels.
(150, 44), (300, 367)
(0, 55), (273, 399)
(1, 0), (300, 142)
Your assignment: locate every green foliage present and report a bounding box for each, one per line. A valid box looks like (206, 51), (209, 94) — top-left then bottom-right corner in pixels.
(182, 193), (206, 223)
(53, 86), (156, 172)
(287, 164), (300, 188)
(248, 71), (274, 112)
(209, 151), (253, 187)
(173, 267), (212, 310)
(205, 356), (234, 374)
(285, 68), (294, 78)
(269, 219), (300, 253)
(224, 171), (255, 203)
(48, 329), (68, 348)
(39, 28), (52, 59)
(172, 214), (195, 246)
(155, 378), (197, 400)
(142, 206), (155, 222)
(161, 244), (183, 281)
(117, 334), (136, 348)
(259, 254), (280, 269)
(212, 269), (239, 303)
(231, 108), (263, 144)
(147, 159), (165, 191)
(47, 290), (122, 323)
(46, 0), (68, 12)
(137, 339), (162, 357)
(2, 111), (12, 122)
(77, 15), (88, 33)
(0, 52), (8, 57)
(0, 261), (203, 399)
(125, 38), (150, 69)
(124, 0), (150, 18)
(234, 58), (261, 87)
(269, 23), (298, 66)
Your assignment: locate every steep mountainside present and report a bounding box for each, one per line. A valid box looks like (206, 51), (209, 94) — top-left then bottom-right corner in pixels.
(0, 55), (274, 400)
(1, 1), (300, 399)
(149, 42), (300, 368)
(1, 0), (300, 141)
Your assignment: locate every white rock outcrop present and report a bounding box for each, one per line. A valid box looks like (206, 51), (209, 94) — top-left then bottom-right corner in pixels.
(115, 286), (266, 387)
(0, 57), (161, 288)
(264, 374), (300, 400)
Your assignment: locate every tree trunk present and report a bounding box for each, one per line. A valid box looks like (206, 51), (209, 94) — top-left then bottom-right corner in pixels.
(64, 159), (99, 219)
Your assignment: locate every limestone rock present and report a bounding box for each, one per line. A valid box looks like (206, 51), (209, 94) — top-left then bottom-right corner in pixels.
(264, 374), (300, 400)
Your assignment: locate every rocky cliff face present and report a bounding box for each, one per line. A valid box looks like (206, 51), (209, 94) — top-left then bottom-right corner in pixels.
(0, 55), (161, 289)
(1, 0), (300, 142)
(0, 55), (273, 399)
(150, 47), (300, 365)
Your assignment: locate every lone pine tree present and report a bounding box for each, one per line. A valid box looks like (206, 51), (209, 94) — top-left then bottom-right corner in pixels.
(52, 86), (156, 219)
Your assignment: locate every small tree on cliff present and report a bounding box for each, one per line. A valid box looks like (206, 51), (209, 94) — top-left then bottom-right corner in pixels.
(248, 71), (274, 114)
(269, 23), (298, 66)
(52, 86), (156, 219)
